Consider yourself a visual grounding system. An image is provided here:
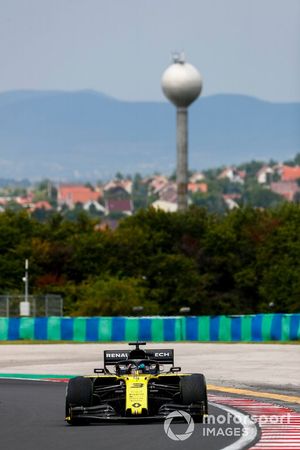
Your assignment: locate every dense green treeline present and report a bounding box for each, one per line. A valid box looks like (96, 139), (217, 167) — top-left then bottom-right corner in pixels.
(0, 206), (300, 315)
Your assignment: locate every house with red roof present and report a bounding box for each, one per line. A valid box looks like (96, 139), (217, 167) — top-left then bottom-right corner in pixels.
(159, 182), (177, 203)
(147, 176), (169, 195)
(270, 181), (299, 201)
(188, 182), (208, 193)
(16, 193), (34, 207)
(31, 201), (52, 211)
(280, 166), (300, 182)
(103, 179), (133, 194)
(105, 198), (133, 216)
(57, 185), (100, 208)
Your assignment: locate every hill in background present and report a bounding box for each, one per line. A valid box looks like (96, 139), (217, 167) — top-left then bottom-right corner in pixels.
(0, 90), (299, 180)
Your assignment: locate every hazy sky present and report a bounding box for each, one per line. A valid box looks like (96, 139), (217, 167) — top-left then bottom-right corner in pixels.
(1, 0), (300, 102)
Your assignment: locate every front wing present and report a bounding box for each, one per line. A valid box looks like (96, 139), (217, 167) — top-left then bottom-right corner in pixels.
(67, 402), (205, 422)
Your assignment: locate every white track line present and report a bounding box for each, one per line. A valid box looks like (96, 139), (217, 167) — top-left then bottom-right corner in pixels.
(210, 395), (300, 449)
(209, 401), (258, 450)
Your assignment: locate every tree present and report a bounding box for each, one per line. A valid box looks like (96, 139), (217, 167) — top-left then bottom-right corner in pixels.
(241, 186), (284, 208)
(237, 160), (265, 178)
(1, 205), (300, 315)
(283, 153), (300, 167)
(115, 172), (124, 180)
(74, 276), (158, 316)
(132, 173), (148, 211)
(191, 192), (227, 214)
(145, 253), (205, 314)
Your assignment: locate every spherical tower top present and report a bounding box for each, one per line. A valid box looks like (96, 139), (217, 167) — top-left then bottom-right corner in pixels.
(161, 54), (203, 108)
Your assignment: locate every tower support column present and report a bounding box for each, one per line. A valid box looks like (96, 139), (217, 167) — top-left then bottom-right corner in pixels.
(177, 107), (188, 211)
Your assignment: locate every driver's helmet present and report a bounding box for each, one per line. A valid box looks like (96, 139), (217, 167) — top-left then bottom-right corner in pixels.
(137, 362), (146, 373)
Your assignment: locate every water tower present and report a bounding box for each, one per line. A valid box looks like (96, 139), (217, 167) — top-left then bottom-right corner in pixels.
(161, 54), (203, 211)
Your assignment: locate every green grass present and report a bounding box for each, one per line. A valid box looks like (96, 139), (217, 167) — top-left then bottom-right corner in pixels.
(0, 373), (74, 379)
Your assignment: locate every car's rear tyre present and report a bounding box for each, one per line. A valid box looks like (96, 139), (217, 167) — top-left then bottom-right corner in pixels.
(65, 376), (93, 425)
(180, 374), (208, 422)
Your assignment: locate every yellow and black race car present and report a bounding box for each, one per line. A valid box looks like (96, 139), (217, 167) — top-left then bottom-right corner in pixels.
(65, 342), (208, 424)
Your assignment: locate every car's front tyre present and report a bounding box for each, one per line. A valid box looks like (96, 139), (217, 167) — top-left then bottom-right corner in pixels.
(65, 376), (93, 425)
(180, 373), (208, 422)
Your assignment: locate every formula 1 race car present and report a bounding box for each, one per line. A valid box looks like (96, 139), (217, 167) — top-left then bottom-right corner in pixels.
(65, 342), (208, 424)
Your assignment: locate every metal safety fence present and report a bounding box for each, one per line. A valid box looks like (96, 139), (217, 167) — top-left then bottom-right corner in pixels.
(0, 295), (63, 317)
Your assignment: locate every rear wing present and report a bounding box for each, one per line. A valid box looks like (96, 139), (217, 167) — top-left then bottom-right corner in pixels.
(104, 349), (174, 366)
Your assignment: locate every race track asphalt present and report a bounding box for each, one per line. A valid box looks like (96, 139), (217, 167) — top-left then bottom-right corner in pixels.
(0, 380), (253, 450)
